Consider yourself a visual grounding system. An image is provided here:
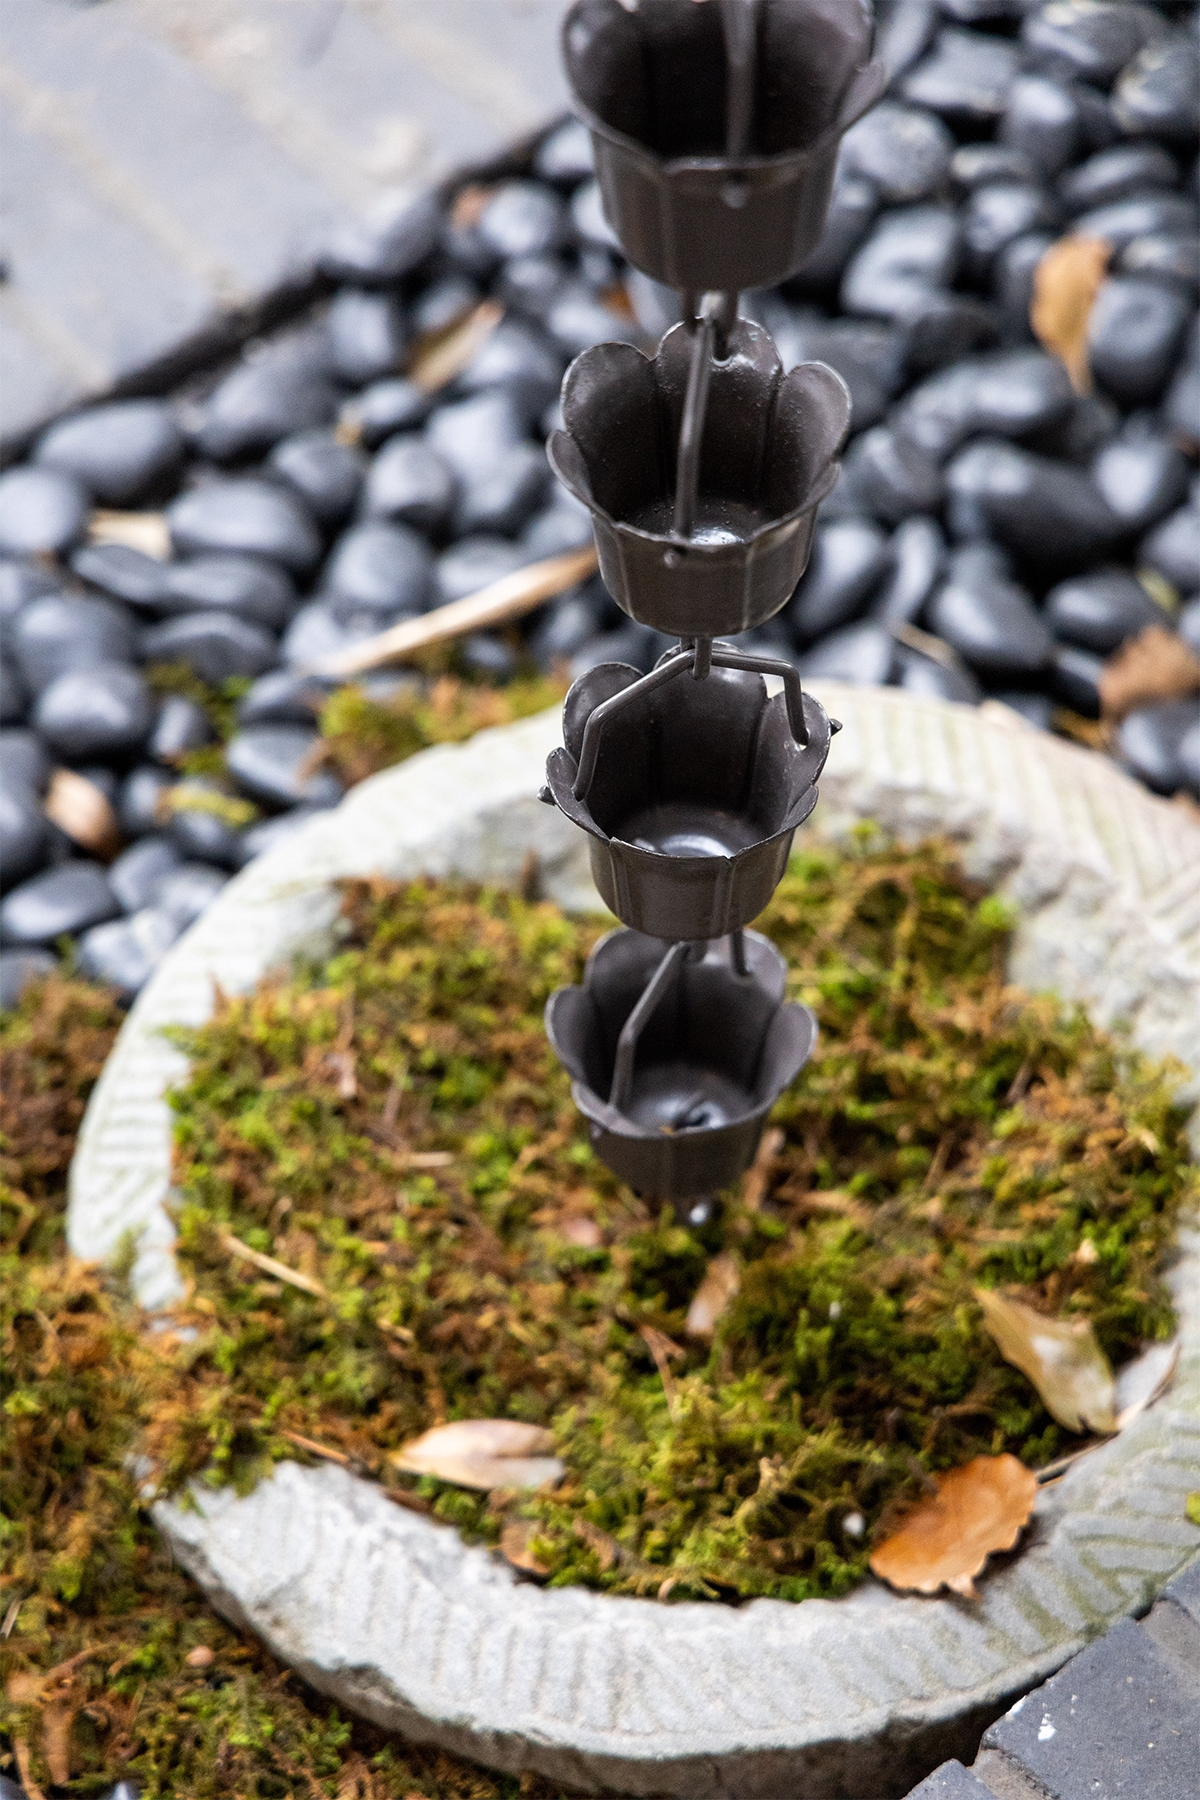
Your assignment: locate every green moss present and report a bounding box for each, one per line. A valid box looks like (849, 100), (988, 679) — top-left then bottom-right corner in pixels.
(318, 672), (568, 787)
(155, 839), (1196, 1604)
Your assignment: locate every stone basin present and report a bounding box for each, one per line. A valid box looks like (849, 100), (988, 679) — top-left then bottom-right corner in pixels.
(68, 684), (1200, 1798)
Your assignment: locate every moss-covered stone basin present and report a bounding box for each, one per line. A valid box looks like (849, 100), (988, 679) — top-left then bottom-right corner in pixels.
(69, 685), (1200, 1798)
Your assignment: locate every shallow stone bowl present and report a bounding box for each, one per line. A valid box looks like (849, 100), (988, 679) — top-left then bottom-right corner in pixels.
(68, 686), (1200, 1799)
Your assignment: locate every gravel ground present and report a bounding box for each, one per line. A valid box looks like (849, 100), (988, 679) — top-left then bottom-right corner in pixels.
(2, 0), (1198, 1013)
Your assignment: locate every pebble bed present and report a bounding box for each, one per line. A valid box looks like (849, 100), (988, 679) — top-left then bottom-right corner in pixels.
(1, 0), (1198, 1014)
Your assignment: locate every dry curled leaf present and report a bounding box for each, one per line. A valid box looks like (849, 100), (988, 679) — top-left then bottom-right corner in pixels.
(685, 1252), (741, 1339)
(499, 1518), (551, 1577)
(1030, 235), (1111, 393)
(391, 1418), (564, 1491)
(408, 299), (502, 394)
(1099, 623), (1200, 722)
(44, 768), (121, 860)
(976, 1287), (1116, 1434)
(870, 1453), (1039, 1599)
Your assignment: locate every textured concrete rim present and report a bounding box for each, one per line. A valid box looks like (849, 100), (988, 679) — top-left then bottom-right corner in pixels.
(69, 687), (1200, 1798)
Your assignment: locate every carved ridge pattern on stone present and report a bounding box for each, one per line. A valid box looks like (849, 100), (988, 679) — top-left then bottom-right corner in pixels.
(68, 688), (1200, 1797)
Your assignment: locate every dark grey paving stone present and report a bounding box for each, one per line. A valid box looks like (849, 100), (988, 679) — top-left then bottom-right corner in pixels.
(34, 400), (184, 505)
(1160, 1553), (1200, 1628)
(980, 1614), (1200, 1800)
(0, 947), (57, 1010)
(139, 613), (278, 684)
(0, 465), (89, 557)
(903, 1758), (994, 1798)
(0, 860), (119, 946)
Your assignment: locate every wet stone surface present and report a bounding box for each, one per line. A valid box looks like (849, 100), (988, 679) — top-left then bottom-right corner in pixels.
(0, 23), (1197, 998)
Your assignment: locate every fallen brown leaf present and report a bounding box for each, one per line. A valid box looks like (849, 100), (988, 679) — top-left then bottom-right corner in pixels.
(870, 1453), (1039, 1598)
(391, 1418), (564, 1491)
(1030, 235), (1112, 393)
(1099, 623), (1200, 722)
(740, 1126), (784, 1211)
(408, 300), (503, 394)
(43, 768), (121, 860)
(499, 1518), (551, 1577)
(87, 508), (171, 559)
(976, 1287), (1117, 1434)
(685, 1252), (740, 1339)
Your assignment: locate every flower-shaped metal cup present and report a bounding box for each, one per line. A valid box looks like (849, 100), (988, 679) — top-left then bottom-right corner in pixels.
(544, 653), (834, 940)
(547, 318), (851, 640)
(563, 0), (885, 293)
(546, 925), (817, 1199)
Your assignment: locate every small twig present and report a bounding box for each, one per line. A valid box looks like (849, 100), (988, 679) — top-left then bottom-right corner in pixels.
(1, 1595), (23, 1639)
(639, 1324), (685, 1416)
(1005, 1055), (1035, 1105)
(311, 545), (597, 678)
(889, 620), (965, 673)
(408, 299), (503, 393)
(277, 1429), (352, 1467)
(220, 1232), (329, 1299)
(740, 1126), (784, 1212)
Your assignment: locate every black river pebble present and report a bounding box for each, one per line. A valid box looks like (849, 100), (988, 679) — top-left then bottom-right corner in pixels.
(352, 378), (432, 448)
(901, 27), (1021, 125)
(13, 594), (136, 695)
(363, 436), (458, 534)
(946, 439), (1121, 569)
(328, 290), (406, 386)
(1022, 1), (1162, 90)
(70, 543), (171, 611)
(149, 695), (213, 764)
(1116, 698), (1200, 796)
(0, 861), (119, 946)
(1059, 142), (1179, 214)
(787, 520), (892, 643)
(323, 520), (434, 620)
(108, 836), (184, 913)
(1045, 567), (1167, 652)
(839, 103), (954, 205)
(1112, 32), (1200, 141)
(33, 664), (154, 762)
(928, 544), (1053, 677)
(225, 726), (344, 810)
(34, 400), (184, 505)
(168, 479), (322, 574)
(1092, 434), (1191, 534)
(1139, 505), (1200, 595)
(77, 907), (181, 996)
(268, 431), (365, 524)
(1087, 275), (1194, 407)
(0, 467), (89, 558)
(139, 613), (278, 684)
(195, 335), (339, 462)
(321, 190), (441, 287)
(870, 515), (947, 625)
(801, 621), (897, 686)
(160, 555), (297, 630)
(839, 427), (944, 524)
(896, 348), (1075, 459)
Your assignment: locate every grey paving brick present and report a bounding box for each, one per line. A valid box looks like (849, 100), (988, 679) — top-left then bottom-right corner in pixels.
(1161, 1551), (1200, 1628)
(904, 1759), (996, 1797)
(980, 1615), (1200, 1800)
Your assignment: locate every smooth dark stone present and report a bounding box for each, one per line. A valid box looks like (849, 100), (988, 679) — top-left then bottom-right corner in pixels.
(1117, 696), (1199, 793)
(454, 442), (551, 538)
(155, 861), (231, 926)
(993, 230), (1056, 340)
(1092, 435), (1190, 532)
(1049, 641), (1104, 715)
(963, 183), (1058, 278)
(1139, 505), (1200, 592)
(1027, 389), (1120, 463)
(327, 289), (406, 386)
(195, 336), (339, 461)
(939, 0), (1021, 19)
(870, 515), (947, 625)
(168, 479), (321, 574)
(1165, 317), (1199, 442)
(0, 466), (89, 557)
(165, 790), (244, 870)
(902, 293), (998, 374)
(352, 379), (432, 449)
(839, 103), (954, 204)
(800, 621), (896, 685)
(876, 0), (940, 85)
(0, 860), (119, 945)
(453, 316), (564, 423)
(546, 284), (639, 357)
(34, 400), (184, 505)
(69, 543), (171, 612)
(0, 783), (50, 890)
(478, 181), (568, 260)
(160, 555), (296, 630)
(991, 687), (1057, 729)
(0, 657), (27, 727)
(896, 348), (1075, 458)
(1045, 567), (1166, 649)
(788, 174), (877, 290)
(118, 766), (172, 838)
(534, 117), (594, 184)
(149, 695), (212, 764)
(895, 644), (983, 704)
(268, 430), (365, 525)
(323, 520), (434, 619)
(77, 906), (180, 996)
(438, 211), (499, 281)
(1072, 192), (1198, 250)
(1179, 597), (1200, 656)
(13, 593), (136, 694)
(839, 427), (943, 524)
(425, 390), (526, 476)
(435, 536), (529, 606)
(1087, 276), (1193, 406)
(363, 436), (457, 534)
(74, 765), (119, 806)
(34, 663), (154, 761)
(233, 803), (330, 866)
(1072, 79), (1122, 152)
(1060, 142), (1178, 214)
(108, 835), (183, 912)
(520, 489), (594, 559)
(411, 275), (479, 339)
(787, 520), (892, 643)
(1001, 74), (1082, 176)
(0, 560), (59, 621)
(529, 588), (609, 669)
(900, 28), (1021, 125)
(1022, 0), (1163, 88)
(0, 728), (51, 795)
(236, 668), (328, 726)
(928, 544), (1053, 675)
(460, 633), (517, 683)
(225, 725), (344, 809)
(841, 205), (961, 319)
(321, 190), (441, 286)
(951, 144), (1037, 190)
(1119, 231), (1200, 294)
(1113, 31), (1200, 140)
(499, 255), (567, 318)
(280, 600), (378, 668)
(571, 179), (620, 251)
(0, 948), (57, 1009)
(782, 317), (908, 430)
(946, 439), (1122, 568)
(139, 613), (278, 683)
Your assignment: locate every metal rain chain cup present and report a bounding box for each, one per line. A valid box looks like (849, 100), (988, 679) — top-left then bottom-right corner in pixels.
(543, 0), (878, 1203)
